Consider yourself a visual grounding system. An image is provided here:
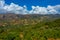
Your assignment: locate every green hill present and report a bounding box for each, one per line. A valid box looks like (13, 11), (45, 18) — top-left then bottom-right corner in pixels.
(0, 16), (60, 40)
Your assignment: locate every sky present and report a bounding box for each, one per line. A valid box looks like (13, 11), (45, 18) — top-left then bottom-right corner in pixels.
(0, 0), (60, 14)
(5, 0), (60, 10)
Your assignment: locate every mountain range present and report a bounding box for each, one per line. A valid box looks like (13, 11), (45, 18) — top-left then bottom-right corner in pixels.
(0, 13), (60, 21)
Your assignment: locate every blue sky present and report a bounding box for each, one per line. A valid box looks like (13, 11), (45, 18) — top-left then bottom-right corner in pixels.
(0, 0), (60, 14)
(5, 0), (60, 10)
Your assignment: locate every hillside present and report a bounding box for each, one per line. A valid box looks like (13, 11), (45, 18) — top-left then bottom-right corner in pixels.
(0, 14), (60, 40)
(0, 13), (60, 21)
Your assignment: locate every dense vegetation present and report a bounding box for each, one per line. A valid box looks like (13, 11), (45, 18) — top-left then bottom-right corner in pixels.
(0, 15), (60, 40)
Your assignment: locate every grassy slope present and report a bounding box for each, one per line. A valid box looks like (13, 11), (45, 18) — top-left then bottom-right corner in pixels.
(0, 19), (60, 40)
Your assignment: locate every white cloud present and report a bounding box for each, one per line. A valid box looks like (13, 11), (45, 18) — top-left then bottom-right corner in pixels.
(29, 5), (60, 14)
(4, 3), (24, 13)
(30, 6), (48, 14)
(47, 5), (58, 14)
(0, 0), (60, 14)
(0, 0), (5, 8)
